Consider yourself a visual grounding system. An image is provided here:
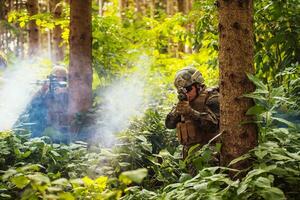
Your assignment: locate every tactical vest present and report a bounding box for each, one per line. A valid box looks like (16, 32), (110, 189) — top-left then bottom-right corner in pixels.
(176, 88), (219, 145)
(46, 92), (69, 130)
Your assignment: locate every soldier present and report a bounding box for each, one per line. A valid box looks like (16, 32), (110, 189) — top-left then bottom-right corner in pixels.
(165, 67), (220, 159)
(16, 65), (69, 143)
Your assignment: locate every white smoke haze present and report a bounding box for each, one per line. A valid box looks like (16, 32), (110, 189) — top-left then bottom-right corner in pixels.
(0, 59), (48, 131)
(96, 54), (152, 146)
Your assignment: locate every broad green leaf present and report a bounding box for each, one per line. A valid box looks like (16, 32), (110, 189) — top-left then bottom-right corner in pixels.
(179, 173), (192, 182)
(2, 169), (17, 180)
(52, 178), (69, 186)
(20, 21), (25, 28)
(82, 176), (94, 186)
(59, 192), (75, 200)
(193, 182), (208, 191)
(11, 175), (30, 189)
(260, 187), (285, 200)
(254, 150), (268, 159)
(119, 168), (148, 184)
(254, 177), (271, 188)
(246, 105), (267, 115)
(95, 176), (108, 191)
(27, 173), (50, 185)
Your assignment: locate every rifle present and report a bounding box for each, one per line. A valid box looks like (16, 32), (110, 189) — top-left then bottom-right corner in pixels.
(177, 87), (188, 122)
(35, 75), (67, 98)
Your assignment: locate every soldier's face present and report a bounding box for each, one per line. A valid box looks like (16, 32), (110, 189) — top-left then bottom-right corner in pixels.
(186, 85), (197, 102)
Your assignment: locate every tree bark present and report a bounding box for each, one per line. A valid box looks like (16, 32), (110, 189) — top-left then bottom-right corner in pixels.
(177, 0), (185, 14)
(99, 0), (104, 16)
(68, 0), (93, 131)
(119, 0), (127, 19)
(0, 0), (6, 20)
(218, 0), (257, 170)
(50, 0), (64, 62)
(166, 0), (174, 16)
(27, 0), (39, 56)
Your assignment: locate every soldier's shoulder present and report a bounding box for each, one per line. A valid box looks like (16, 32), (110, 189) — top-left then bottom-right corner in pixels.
(205, 86), (219, 105)
(206, 86), (219, 95)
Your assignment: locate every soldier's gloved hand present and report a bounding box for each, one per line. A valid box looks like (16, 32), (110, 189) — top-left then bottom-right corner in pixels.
(176, 101), (193, 115)
(54, 87), (68, 95)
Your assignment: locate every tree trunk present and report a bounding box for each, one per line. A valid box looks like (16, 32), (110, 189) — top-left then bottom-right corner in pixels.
(99, 0), (104, 16)
(27, 0), (39, 56)
(177, 0), (185, 13)
(166, 0), (174, 16)
(68, 0), (93, 131)
(148, 0), (155, 18)
(0, 0), (6, 20)
(50, 0), (64, 62)
(218, 0), (257, 170)
(119, 0), (127, 19)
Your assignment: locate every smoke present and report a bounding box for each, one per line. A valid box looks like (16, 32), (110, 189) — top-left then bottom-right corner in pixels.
(0, 60), (45, 131)
(95, 54), (152, 146)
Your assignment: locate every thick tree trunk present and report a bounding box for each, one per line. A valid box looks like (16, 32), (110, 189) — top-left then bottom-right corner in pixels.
(27, 0), (39, 56)
(50, 0), (64, 62)
(218, 0), (257, 170)
(68, 0), (93, 131)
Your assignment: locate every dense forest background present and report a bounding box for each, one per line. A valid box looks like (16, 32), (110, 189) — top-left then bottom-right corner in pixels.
(0, 0), (299, 199)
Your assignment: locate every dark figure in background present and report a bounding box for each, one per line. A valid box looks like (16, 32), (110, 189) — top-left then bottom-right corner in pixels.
(165, 67), (220, 159)
(16, 65), (69, 143)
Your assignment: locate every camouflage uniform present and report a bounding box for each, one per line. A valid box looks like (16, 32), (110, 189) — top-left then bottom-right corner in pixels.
(165, 67), (220, 159)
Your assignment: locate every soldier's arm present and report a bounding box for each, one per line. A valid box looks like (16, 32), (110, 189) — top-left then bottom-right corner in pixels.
(188, 95), (219, 129)
(165, 106), (181, 129)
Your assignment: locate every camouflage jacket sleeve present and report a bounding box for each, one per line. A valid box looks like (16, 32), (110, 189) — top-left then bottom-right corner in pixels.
(165, 105), (181, 129)
(189, 94), (219, 131)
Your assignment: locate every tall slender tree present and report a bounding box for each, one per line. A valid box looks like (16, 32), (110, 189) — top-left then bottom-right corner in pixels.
(50, 0), (64, 62)
(98, 0), (104, 16)
(68, 0), (93, 131)
(27, 0), (39, 56)
(218, 0), (257, 170)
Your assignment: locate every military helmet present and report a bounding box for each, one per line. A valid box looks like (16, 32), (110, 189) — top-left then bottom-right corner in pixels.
(51, 65), (67, 78)
(174, 67), (204, 89)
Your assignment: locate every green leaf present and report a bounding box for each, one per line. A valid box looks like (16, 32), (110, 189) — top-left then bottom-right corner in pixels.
(52, 178), (69, 186)
(22, 151), (32, 158)
(11, 175), (30, 189)
(246, 105), (267, 115)
(179, 173), (192, 182)
(19, 21), (25, 28)
(2, 169), (17, 180)
(119, 168), (148, 184)
(272, 117), (296, 128)
(59, 192), (75, 200)
(27, 173), (50, 185)
(254, 150), (268, 159)
(254, 177), (271, 188)
(228, 154), (251, 166)
(215, 143), (222, 153)
(246, 74), (267, 90)
(260, 187), (285, 200)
